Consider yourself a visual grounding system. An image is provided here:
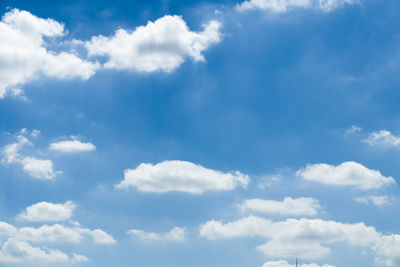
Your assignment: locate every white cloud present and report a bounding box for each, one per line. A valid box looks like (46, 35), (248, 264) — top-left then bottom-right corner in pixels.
(1, 135), (31, 164)
(296, 161), (395, 190)
(258, 174), (281, 189)
(163, 227), (187, 242)
(14, 224), (115, 245)
(258, 240), (331, 260)
(0, 222), (17, 238)
(49, 139), (96, 153)
(19, 157), (56, 180)
(116, 160), (249, 194)
(71, 253), (89, 264)
(17, 201), (76, 222)
(236, 0), (312, 13)
(16, 224), (85, 243)
(0, 237), (89, 264)
(85, 15), (222, 72)
(362, 130), (400, 147)
(0, 218), (115, 264)
(1, 134), (58, 180)
(373, 235), (400, 267)
(0, 238), (73, 264)
(31, 129), (40, 138)
(0, 10), (223, 98)
(200, 215), (272, 240)
(318, 0), (358, 12)
(235, 0), (358, 13)
(354, 196), (393, 207)
(127, 229), (161, 241)
(240, 197), (320, 216)
(262, 260), (335, 267)
(127, 226), (187, 242)
(0, 9), (99, 98)
(88, 229), (117, 244)
(200, 215), (381, 259)
(345, 125), (362, 135)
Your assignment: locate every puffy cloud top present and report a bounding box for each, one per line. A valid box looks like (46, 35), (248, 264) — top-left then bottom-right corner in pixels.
(200, 215), (382, 259)
(296, 161), (395, 190)
(0, 9), (99, 98)
(17, 201), (76, 222)
(116, 160), (249, 194)
(1, 134), (58, 180)
(363, 130), (400, 147)
(85, 15), (222, 72)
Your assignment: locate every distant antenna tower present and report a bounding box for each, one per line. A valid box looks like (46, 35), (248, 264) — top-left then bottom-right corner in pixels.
(296, 258), (298, 267)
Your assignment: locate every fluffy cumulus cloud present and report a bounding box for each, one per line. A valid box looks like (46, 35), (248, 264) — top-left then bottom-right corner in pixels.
(200, 215), (383, 259)
(296, 161), (395, 190)
(18, 157), (56, 180)
(115, 160), (249, 194)
(49, 139), (96, 153)
(127, 226), (187, 242)
(0, 224), (113, 263)
(373, 235), (400, 267)
(236, 0), (357, 13)
(11, 224), (115, 245)
(0, 238), (88, 264)
(85, 15), (222, 72)
(201, 216), (400, 266)
(1, 134), (58, 180)
(0, 9), (99, 98)
(16, 201), (76, 222)
(0, 222), (18, 237)
(240, 197), (320, 216)
(0, 202), (115, 264)
(262, 260), (335, 267)
(0, 10), (222, 98)
(354, 195), (393, 207)
(362, 130), (400, 147)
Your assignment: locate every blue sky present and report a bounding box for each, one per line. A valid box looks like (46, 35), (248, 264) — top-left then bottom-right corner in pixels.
(1, 0), (400, 266)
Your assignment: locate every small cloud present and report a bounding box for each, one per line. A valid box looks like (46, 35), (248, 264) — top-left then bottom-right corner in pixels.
(345, 125), (362, 135)
(235, 0), (358, 13)
(31, 129), (40, 138)
(354, 196), (394, 207)
(19, 157), (58, 180)
(362, 130), (400, 147)
(49, 139), (96, 153)
(127, 226), (187, 242)
(297, 161), (395, 190)
(16, 201), (76, 222)
(258, 174), (281, 189)
(1, 133), (59, 180)
(239, 197), (320, 216)
(89, 229), (116, 244)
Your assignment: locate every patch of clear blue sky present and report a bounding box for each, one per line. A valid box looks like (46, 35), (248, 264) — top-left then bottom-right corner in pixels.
(1, 0), (400, 266)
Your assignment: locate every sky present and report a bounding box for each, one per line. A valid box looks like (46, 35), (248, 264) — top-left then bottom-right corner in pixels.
(1, 0), (400, 266)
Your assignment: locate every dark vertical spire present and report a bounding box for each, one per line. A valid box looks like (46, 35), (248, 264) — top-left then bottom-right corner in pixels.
(296, 258), (298, 267)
